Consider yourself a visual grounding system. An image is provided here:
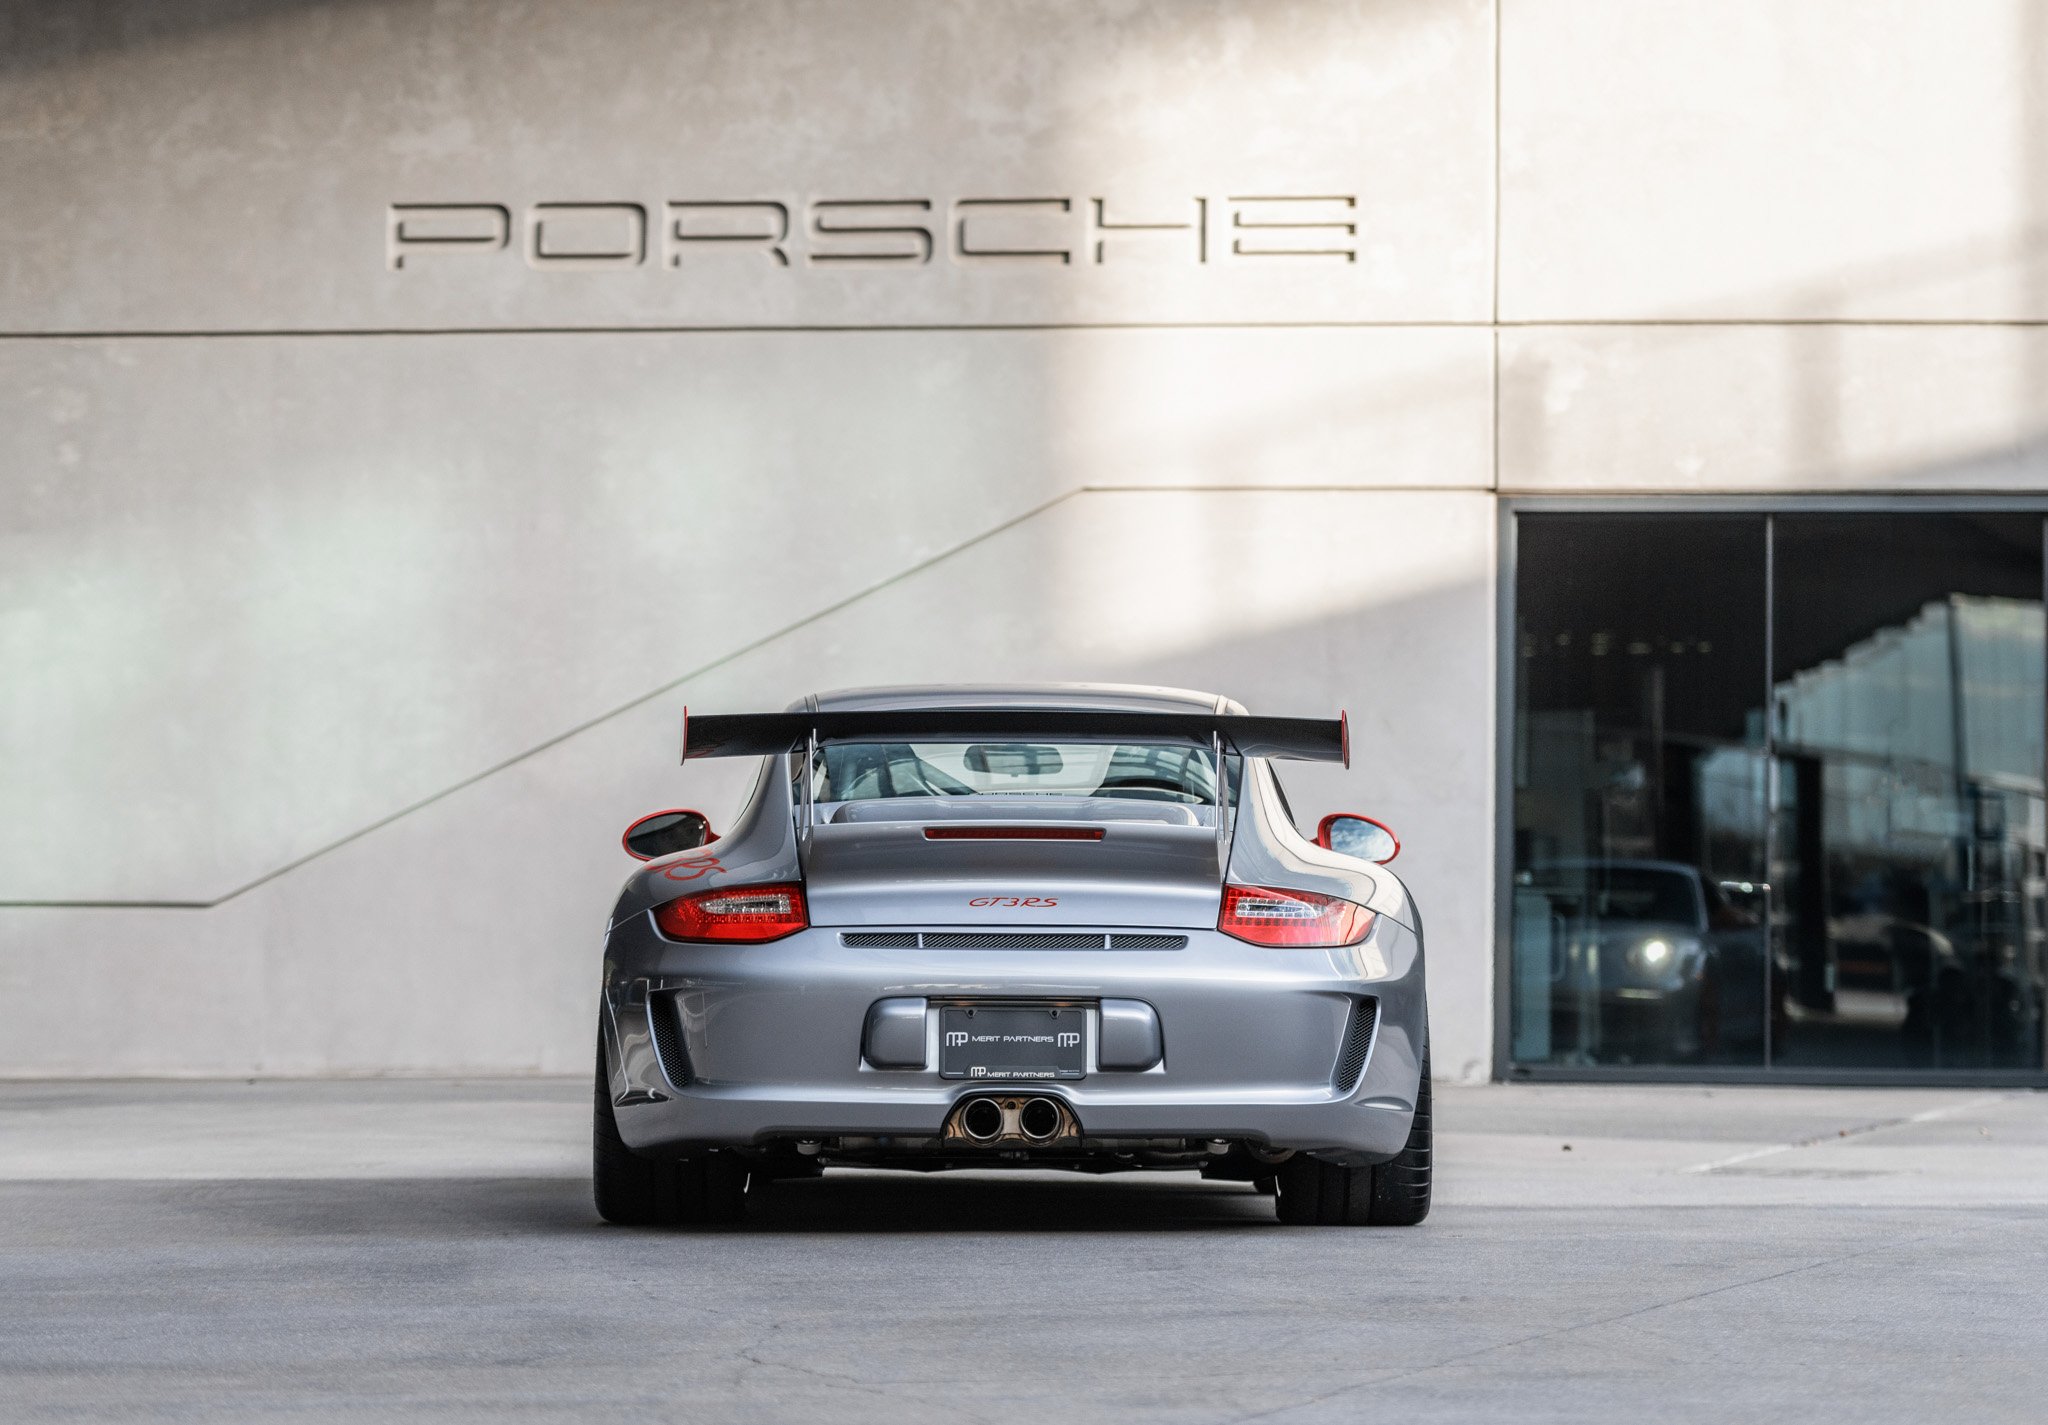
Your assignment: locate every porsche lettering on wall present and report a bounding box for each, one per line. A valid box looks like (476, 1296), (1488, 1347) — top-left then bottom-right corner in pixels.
(386, 195), (1359, 270)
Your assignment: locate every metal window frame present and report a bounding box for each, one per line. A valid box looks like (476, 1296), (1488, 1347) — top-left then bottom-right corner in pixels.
(1493, 493), (2048, 1087)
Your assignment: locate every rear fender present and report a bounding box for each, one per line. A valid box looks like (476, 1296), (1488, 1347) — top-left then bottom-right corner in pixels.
(1227, 761), (1417, 934)
(611, 756), (802, 925)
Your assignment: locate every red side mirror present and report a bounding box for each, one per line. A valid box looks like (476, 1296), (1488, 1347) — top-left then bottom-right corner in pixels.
(1316, 813), (1399, 864)
(623, 808), (716, 860)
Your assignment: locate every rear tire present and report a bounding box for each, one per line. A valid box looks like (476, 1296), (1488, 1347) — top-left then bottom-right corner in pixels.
(1366, 1047), (1432, 1225)
(1275, 1044), (1432, 1226)
(593, 1025), (748, 1226)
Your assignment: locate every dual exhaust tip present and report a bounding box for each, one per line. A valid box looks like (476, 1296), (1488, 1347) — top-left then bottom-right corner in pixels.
(959, 1095), (1067, 1144)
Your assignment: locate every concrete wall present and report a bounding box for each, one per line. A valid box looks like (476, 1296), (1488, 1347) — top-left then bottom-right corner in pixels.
(3, 0), (2045, 1080)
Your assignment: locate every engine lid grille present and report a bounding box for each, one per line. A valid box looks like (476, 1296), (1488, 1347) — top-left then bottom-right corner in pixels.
(840, 931), (1188, 951)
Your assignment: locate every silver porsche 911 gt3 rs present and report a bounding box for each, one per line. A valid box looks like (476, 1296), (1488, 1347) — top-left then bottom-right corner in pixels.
(595, 684), (1430, 1227)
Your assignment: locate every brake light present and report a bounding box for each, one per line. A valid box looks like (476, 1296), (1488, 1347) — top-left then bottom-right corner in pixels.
(653, 883), (808, 943)
(923, 826), (1105, 841)
(1218, 884), (1375, 947)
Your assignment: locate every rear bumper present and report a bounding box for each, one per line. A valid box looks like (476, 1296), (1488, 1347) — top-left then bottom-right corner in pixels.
(600, 914), (1427, 1165)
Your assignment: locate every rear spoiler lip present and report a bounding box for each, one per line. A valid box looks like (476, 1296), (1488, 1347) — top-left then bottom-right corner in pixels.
(679, 707), (1349, 766)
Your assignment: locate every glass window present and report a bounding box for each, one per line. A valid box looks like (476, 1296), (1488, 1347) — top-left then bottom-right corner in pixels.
(1509, 509), (2048, 1079)
(809, 741), (1233, 807)
(1523, 863), (1707, 927)
(1511, 515), (1770, 1069)
(1770, 515), (2045, 1071)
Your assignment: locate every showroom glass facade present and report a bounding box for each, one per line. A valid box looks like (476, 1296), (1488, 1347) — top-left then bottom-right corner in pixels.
(1506, 509), (2048, 1078)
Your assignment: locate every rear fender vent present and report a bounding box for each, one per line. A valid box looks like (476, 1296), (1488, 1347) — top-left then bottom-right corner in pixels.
(840, 931), (1188, 951)
(647, 993), (694, 1089)
(1333, 997), (1379, 1093)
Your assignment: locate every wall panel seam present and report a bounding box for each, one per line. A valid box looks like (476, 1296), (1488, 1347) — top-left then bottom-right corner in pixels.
(6, 319), (2043, 342)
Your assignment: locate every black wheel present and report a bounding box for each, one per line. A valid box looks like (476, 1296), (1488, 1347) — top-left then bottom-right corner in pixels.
(1275, 1045), (1431, 1226)
(593, 1025), (748, 1226)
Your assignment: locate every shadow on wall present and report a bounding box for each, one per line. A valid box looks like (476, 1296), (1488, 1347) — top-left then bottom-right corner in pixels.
(1499, 0), (2048, 490)
(1499, 340), (2048, 495)
(0, 0), (385, 75)
(1107, 573), (1498, 1082)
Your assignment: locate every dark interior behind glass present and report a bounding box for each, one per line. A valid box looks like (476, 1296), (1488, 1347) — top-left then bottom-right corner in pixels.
(1511, 515), (1769, 1068)
(1511, 510), (2047, 1078)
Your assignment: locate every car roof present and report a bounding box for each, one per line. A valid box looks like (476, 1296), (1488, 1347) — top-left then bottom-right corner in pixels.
(798, 683), (1247, 715)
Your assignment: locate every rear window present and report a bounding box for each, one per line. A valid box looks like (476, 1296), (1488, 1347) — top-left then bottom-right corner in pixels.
(806, 741), (1236, 806)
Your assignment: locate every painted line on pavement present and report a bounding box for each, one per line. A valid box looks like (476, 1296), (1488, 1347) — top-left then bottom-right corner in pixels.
(1682, 1093), (2016, 1174)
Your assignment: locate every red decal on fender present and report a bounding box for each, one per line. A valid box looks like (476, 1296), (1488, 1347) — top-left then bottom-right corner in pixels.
(659, 854), (725, 882)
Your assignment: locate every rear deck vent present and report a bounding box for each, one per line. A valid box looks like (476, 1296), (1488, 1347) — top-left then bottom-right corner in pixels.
(646, 993), (694, 1089)
(1333, 997), (1379, 1092)
(841, 931), (1189, 951)
(922, 931), (1109, 950)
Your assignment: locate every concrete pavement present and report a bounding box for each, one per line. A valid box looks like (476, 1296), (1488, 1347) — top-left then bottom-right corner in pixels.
(2, 1080), (2043, 1422)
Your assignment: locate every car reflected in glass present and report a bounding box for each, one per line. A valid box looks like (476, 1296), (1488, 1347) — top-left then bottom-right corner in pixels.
(1519, 859), (1765, 1064)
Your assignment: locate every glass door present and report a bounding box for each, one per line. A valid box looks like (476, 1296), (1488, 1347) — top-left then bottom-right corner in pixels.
(1769, 514), (2046, 1071)
(1510, 515), (1771, 1069)
(1510, 507), (2048, 1077)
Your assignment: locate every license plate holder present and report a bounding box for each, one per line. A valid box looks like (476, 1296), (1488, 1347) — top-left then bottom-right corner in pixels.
(939, 1005), (1086, 1081)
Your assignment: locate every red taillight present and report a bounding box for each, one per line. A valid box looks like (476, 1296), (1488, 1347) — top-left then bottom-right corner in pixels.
(652, 883), (808, 943)
(1218, 884), (1375, 948)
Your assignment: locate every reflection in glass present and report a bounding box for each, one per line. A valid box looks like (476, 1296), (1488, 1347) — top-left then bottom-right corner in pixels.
(1511, 516), (1770, 1068)
(1771, 516), (2046, 1071)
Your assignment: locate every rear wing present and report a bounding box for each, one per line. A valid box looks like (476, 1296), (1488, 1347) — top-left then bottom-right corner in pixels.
(681, 707), (1349, 767)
